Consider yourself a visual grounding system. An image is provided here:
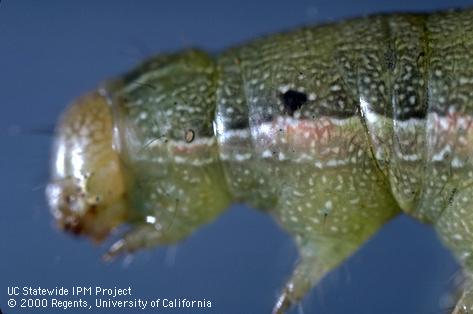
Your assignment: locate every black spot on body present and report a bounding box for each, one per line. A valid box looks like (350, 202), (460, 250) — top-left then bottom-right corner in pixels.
(229, 118), (249, 130)
(280, 90), (308, 116)
(394, 108), (426, 121)
(417, 51), (425, 64)
(448, 188), (457, 206)
(384, 48), (396, 71)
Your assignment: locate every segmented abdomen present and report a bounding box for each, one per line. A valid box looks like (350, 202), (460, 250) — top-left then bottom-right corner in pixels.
(214, 9), (473, 226)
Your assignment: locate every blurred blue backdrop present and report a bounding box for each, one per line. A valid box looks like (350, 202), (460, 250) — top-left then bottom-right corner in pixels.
(1, 1), (473, 313)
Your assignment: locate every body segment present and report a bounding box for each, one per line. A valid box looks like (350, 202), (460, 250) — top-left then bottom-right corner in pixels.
(47, 8), (473, 313)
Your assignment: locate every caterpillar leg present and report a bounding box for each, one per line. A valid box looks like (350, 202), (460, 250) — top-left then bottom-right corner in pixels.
(272, 239), (359, 314)
(434, 186), (473, 314)
(269, 160), (400, 313)
(103, 224), (162, 261)
(452, 278), (473, 314)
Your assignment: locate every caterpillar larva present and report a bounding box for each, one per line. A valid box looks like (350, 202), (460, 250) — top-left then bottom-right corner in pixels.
(46, 8), (473, 313)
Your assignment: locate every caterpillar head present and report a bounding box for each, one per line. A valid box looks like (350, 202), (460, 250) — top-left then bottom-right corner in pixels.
(46, 92), (128, 242)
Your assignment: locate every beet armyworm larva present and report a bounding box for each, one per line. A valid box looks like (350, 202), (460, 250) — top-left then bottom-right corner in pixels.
(46, 8), (473, 313)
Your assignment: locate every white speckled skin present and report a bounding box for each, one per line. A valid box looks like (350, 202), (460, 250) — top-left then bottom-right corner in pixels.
(47, 9), (473, 314)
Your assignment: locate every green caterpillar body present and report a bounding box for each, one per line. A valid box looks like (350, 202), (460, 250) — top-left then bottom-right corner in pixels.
(47, 8), (473, 313)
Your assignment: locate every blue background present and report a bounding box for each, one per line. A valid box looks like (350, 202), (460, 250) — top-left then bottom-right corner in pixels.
(1, 1), (473, 313)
